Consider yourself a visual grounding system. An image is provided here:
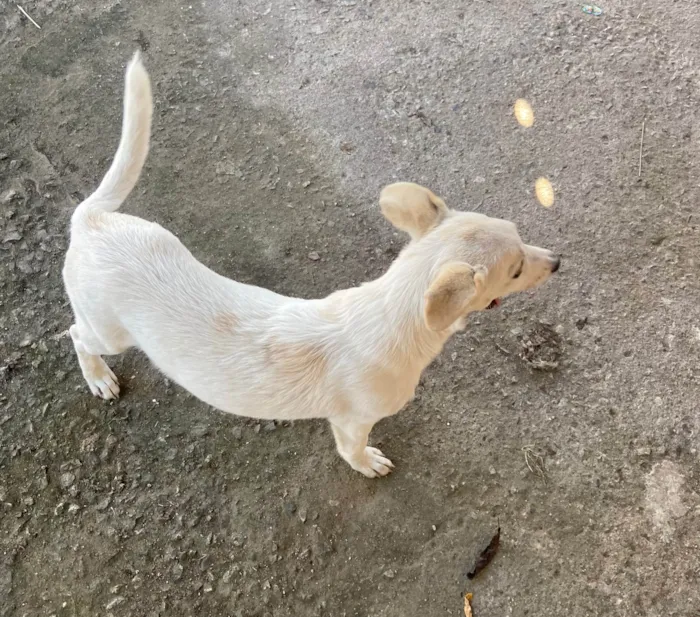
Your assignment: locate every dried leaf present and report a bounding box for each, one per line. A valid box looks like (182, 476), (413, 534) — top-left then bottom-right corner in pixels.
(464, 592), (473, 617)
(467, 527), (500, 579)
(535, 177), (554, 208)
(513, 99), (534, 128)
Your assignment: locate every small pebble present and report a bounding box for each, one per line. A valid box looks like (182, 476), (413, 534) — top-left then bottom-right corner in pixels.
(191, 425), (209, 437)
(3, 231), (22, 243)
(60, 472), (76, 489)
(308, 251), (320, 261)
(1, 190), (18, 204)
(36, 467), (49, 490)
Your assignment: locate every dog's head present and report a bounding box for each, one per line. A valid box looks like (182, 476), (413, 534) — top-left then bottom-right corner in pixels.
(380, 182), (560, 332)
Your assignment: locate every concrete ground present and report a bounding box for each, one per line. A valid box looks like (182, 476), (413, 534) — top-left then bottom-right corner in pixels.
(1, 0), (699, 615)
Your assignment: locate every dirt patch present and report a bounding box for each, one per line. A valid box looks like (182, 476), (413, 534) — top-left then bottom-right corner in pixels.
(519, 322), (562, 371)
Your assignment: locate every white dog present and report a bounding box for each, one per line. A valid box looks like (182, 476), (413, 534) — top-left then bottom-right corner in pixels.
(63, 54), (560, 477)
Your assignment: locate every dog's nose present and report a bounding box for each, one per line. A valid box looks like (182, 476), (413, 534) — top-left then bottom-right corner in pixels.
(551, 256), (561, 273)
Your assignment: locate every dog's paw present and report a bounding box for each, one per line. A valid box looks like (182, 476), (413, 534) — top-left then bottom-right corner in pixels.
(84, 360), (120, 400)
(353, 447), (394, 478)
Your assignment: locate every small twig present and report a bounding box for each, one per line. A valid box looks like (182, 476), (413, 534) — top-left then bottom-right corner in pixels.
(523, 449), (535, 473)
(522, 445), (548, 484)
(638, 119), (645, 177)
(495, 343), (510, 356)
(17, 4), (41, 29)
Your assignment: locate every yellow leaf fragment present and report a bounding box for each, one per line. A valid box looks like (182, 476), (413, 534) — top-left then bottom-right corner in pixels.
(535, 177), (554, 208)
(514, 99), (534, 128)
(464, 592), (473, 617)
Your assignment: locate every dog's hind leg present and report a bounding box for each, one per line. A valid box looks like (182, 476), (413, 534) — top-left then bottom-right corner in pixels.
(69, 323), (121, 400)
(329, 417), (394, 478)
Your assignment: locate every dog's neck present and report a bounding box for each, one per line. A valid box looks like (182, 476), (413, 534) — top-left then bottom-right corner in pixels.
(329, 245), (455, 372)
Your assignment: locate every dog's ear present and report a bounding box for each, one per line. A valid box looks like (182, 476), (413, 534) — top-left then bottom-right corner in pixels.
(379, 182), (448, 240)
(424, 263), (486, 331)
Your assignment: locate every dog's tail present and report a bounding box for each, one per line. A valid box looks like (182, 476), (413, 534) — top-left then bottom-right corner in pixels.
(72, 52), (152, 224)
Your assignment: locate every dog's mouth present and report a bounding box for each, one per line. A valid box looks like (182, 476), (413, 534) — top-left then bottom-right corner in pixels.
(485, 298), (501, 310)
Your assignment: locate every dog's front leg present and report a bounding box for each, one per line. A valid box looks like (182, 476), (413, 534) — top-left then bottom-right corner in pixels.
(329, 416), (394, 478)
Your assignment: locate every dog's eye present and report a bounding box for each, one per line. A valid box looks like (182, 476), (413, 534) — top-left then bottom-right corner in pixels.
(512, 261), (524, 279)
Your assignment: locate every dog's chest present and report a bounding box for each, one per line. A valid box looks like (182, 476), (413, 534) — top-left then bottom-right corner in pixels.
(362, 363), (422, 416)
